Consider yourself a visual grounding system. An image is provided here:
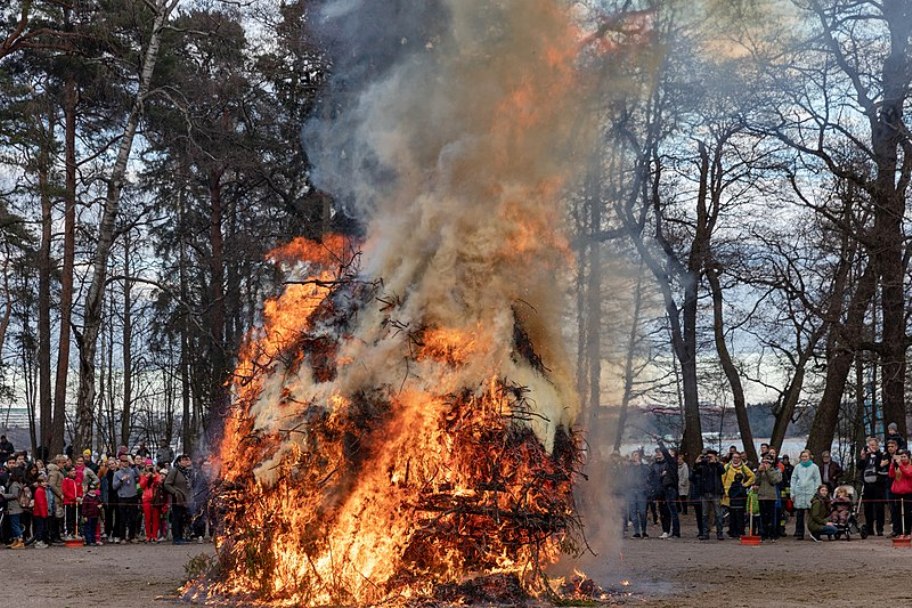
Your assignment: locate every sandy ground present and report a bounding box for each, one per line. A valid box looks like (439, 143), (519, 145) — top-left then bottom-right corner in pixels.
(579, 515), (912, 608)
(8, 519), (911, 608)
(2, 541), (212, 608)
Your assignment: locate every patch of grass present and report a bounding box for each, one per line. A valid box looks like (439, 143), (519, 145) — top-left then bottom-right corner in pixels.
(185, 553), (218, 582)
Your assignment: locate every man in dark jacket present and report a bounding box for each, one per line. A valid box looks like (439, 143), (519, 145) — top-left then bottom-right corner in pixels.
(650, 441), (680, 539)
(164, 454), (192, 544)
(0, 436), (14, 464)
(692, 449), (726, 540)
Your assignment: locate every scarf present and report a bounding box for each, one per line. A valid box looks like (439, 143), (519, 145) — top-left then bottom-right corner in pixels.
(799, 460), (814, 468)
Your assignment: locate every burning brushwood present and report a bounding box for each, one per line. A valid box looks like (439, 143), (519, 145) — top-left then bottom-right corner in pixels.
(190, 0), (603, 605)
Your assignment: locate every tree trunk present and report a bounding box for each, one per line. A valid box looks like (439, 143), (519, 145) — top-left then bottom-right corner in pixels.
(73, 0), (176, 453)
(203, 168), (228, 453)
(707, 268), (756, 464)
(52, 74), (77, 457)
(585, 185), (602, 431)
(807, 263), (877, 457)
(120, 232), (133, 448)
(613, 261), (646, 452)
(871, 0), (911, 440)
(37, 105), (53, 455)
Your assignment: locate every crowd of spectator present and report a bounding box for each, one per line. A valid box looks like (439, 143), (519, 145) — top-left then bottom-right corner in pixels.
(0, 435), (211, 549)
(615, 422), (912, 542)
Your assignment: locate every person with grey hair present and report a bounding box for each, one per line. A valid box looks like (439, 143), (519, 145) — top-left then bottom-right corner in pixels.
(819, 450), (843, 493)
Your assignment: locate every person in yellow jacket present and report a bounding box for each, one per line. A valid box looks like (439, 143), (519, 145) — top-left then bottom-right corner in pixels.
(722, 452), (756, 507)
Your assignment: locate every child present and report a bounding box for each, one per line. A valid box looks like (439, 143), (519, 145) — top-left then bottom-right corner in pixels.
(81, 483), (102, 546)
(728, 472), (748, 537)
(62, 465), (78, 539)
(830, 485), (853, 526)
(32, 474), (50, 548)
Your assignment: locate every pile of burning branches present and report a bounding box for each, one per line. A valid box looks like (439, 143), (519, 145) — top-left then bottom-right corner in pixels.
(193, 237), (586, 606)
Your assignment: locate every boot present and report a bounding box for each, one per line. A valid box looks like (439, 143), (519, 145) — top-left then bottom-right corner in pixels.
(9, 538), (25, 549)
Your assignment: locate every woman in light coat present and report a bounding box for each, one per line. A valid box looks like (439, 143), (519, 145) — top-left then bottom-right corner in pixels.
(790, 449), (821, 539)
(677, 454), (690, 515)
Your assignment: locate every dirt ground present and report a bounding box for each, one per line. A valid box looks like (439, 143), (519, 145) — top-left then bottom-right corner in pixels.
(8, 520), (911, 608)
(580, 516), (912, 608)
(1, 541), (212, 608)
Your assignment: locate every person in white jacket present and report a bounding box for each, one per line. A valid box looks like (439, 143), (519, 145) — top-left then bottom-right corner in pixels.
(790, 449), (822, 539)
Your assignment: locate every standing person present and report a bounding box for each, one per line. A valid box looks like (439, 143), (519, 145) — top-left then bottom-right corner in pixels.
(649, 441), (680, 539)
(113, 455), (140, 543)
(62, 466), (79, 539)
(755, 455), (783, 541)
(80, 482), (102, 546)
(82, 449), (99, 474)
(888, 449), (912, 536)
(102, 458), (118, 541)
(857, 437), (886, 536)
(2, 468), (27, 548)
(790, 449), (821, 539)
(164, 454), (193, 545)
(882, 439), (901, 534)
(139, 459), (163, 543)
(885, 422), (907, 451)
(624, 451), (649, 538)
(32, 473), (49, 548)
(46, 455), (65, 544)
(0, 435), (13, 464)
(692, 450), (725, 540)
(819, 451), (843, 492)
(135, 441), (151, 459)
(677, 454), (690, 516)
(156, 440), (174, 468)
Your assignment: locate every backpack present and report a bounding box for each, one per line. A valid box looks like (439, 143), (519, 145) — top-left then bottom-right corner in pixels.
(17, 485), (33, 510)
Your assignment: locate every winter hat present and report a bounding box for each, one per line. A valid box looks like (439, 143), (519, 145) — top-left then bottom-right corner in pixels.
(83, 449), (92, 457)
(145, 458), (154, 466)
(37, 472), (48, 481)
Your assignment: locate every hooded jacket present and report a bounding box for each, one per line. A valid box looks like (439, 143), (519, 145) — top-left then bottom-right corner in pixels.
(721, 461), (755, 507)
(47, 463), (64, 502)
(791, 461), (822, 509)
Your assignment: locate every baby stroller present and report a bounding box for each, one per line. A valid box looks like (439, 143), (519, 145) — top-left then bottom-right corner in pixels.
(831, 485), (867, 541)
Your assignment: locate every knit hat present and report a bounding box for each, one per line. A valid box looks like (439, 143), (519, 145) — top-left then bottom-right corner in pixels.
(145, 458), (154, 466)
(83, 448), (92, 457)
(37, 472), (48, 481)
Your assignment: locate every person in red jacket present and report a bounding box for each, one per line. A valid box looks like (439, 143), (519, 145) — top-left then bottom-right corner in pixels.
(139, 459), (163, 543)
(32, 473), (50, 548)
(888, 449), (912, 536)
(61, 466), (79, 539)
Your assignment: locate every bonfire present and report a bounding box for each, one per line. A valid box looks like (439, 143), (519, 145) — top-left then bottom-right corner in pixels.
(187, 0), (631, 605)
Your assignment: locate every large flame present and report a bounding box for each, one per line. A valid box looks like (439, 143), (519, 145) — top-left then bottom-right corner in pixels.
(206, 0), (596, 605)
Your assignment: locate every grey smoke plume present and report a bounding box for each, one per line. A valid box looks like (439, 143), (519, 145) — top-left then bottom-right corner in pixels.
(285, 0), (594, 453)
(250, 0), (594, 478)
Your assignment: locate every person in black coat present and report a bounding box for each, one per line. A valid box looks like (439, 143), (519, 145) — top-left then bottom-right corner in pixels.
(858, 437), (886, 536)
(649, 441), (680, 538)
(692, 449), (726, 540)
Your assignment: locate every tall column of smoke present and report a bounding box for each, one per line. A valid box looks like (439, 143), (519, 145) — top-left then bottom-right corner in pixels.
(248, 0), (594, 477)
